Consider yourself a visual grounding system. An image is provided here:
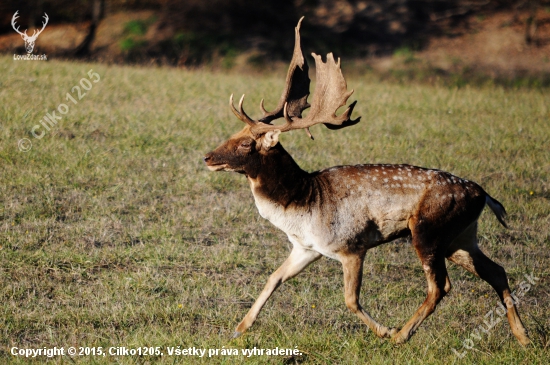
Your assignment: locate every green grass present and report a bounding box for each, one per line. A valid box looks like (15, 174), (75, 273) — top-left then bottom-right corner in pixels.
(0, 55), (548, 364)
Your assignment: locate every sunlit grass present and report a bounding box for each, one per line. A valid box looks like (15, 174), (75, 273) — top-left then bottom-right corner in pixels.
(0, 55), (548, 364)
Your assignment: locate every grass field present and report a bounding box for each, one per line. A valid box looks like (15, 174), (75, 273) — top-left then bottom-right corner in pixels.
(0, 55), (548, 364)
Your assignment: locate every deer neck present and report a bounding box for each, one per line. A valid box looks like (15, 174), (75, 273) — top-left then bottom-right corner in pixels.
(246, 143), (312, 209)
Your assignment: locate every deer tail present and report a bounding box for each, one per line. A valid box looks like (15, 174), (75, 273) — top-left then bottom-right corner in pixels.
(486, 195), (508, 229)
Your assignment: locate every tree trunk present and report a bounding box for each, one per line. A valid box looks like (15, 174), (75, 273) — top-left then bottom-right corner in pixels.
(74, 0), (104, 58)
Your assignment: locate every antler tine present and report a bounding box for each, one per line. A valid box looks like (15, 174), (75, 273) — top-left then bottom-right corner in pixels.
(261, 99), (312, 139)
(282, 102), (314, 139)
(259, 99), (267, 115)
(281, 102), (293, 128)
(37, 13), (49, 34)
(229, 94), (257, 128)
(323, 100), (361, 130)
(31, 13), (49, 38)
(238, 95), (258, 127)
(11, 11), (27, 36)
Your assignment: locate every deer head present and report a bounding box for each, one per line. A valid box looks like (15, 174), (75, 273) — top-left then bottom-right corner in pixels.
(204, 17), (360, 177)
(12, 11), (49, 54)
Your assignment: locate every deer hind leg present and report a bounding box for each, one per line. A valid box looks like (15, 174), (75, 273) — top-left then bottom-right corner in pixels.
(233, 247), (321, 337)
(446, 222), (531, 346)
(340, 253), (399, 339)
(392, 244), (451, 344)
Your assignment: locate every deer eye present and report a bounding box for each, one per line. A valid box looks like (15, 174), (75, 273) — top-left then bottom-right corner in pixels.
(238, 140), (252, 149)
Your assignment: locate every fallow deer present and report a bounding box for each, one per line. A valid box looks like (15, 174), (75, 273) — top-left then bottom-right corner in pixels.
(203, 18), (531, 345)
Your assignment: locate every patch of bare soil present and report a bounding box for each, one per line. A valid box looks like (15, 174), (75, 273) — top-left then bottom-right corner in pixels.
(371, 9), (550, 83)
(0, 21), (88, 55)
(424, 10), (550, 75)
(0, 11), (156, 60)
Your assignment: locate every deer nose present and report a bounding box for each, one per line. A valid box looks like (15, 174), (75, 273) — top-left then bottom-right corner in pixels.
(203, 153), (212, 163)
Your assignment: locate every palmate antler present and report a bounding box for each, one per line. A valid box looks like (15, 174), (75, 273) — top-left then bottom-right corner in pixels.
(230, 17), (360, 140)
(259, 17), (311, 125)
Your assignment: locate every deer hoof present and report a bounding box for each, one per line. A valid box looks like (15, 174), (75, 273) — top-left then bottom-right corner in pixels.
(232, 331), (243, 339)
(391, 332), (408, 345)
(377, 326), (399, 339)
(388, 327), (400, 338)
(517, 335), (531, 347)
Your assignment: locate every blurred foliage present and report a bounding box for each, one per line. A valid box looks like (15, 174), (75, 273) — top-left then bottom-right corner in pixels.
(1, 0), (549, 65)
(119, 17), (157, 62)
(393, 46), (418, 64)
(123, 19), (151, 36)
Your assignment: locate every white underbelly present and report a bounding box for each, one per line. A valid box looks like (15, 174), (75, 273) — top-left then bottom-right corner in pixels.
(255, 198), (344, 260)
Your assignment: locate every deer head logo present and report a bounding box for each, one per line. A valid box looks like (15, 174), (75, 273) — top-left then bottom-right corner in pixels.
(11, 11), (49, 54)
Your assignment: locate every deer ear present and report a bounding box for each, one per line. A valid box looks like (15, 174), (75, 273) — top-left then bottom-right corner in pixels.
(262, 130), (281, 150)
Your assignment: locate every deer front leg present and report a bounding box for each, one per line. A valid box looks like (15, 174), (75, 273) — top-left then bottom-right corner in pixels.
(340, 254), (399, 339)
(233, 247), (322, 337)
